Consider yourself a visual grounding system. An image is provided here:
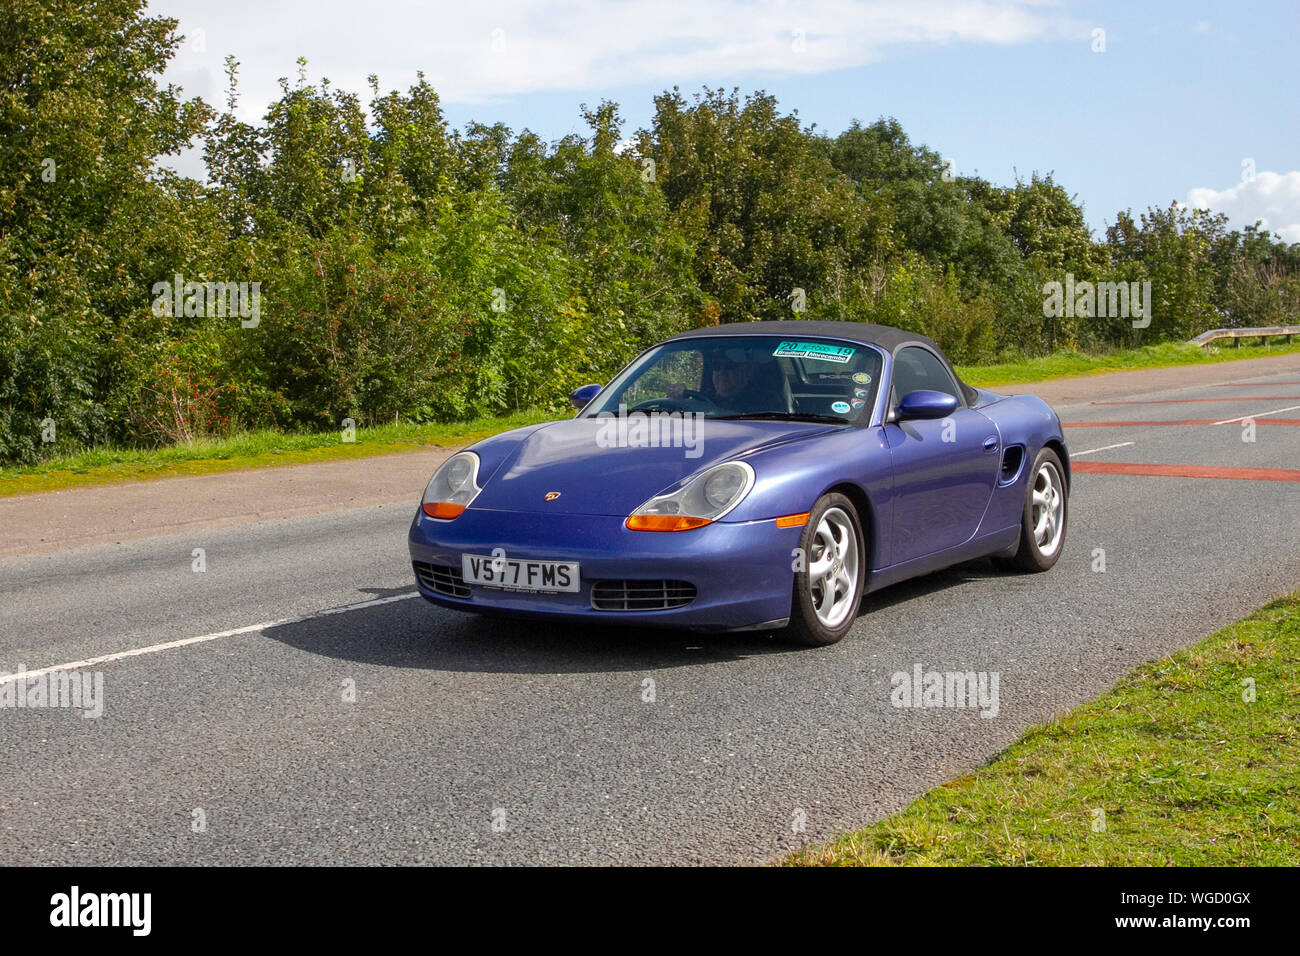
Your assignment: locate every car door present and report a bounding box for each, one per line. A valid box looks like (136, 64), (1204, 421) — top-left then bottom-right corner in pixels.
(883, 346), (1000, 564)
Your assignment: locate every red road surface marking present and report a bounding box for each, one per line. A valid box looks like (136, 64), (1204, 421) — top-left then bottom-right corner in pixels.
(1214, 382), (1300, 387)
(1073, 461), (1300, 482)
(1091, 397), (1300, 405)
(1065, 419), (1300, 427)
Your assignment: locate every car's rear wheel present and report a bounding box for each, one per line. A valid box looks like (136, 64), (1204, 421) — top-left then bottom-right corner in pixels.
(995, 447), (1068, 572)
(787, 493), (865, 646)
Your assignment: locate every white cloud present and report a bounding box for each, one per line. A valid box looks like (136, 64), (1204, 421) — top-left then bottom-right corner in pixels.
(151, 0), (1074, 117)
(1187, 171), (1300, 244)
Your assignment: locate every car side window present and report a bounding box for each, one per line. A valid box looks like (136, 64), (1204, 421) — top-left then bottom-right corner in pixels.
(891, 346), (963, 405)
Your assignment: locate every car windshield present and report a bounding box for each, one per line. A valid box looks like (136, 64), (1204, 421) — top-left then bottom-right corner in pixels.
(583, 335), (884, 423)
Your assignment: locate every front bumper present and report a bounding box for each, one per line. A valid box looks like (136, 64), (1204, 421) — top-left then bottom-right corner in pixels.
(407, 507), (799, 630)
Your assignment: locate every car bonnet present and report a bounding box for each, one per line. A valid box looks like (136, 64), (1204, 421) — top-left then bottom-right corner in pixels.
(467, 416), (840, 516)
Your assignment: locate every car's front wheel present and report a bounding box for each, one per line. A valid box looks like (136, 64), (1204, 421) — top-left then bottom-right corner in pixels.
(787, 493), (865, 646)
(995, 447), (1068, 572)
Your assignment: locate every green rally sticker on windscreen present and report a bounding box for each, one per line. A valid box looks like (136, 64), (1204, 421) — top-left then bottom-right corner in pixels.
(772, 341), (856, 364)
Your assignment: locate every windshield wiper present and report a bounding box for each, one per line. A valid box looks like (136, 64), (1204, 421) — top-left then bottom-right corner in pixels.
(712, 412), (848, 424)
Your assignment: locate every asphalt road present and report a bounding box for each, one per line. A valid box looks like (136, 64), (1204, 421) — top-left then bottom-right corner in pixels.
(2, 361), (1298, 865)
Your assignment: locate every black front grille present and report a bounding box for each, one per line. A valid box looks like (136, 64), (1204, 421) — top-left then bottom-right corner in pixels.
(591, 579), (696, 611)
(413, 561), (470, 598)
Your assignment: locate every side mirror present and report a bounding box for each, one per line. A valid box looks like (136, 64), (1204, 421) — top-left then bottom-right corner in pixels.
(569, 383), (603, 410)
(897, 389), (959, 421)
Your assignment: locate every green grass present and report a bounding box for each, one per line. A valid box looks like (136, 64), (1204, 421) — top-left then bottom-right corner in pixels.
(785, 592), (1300, 866)
(957, 339), (1300, 388)
(0, 409), (555, 498)
(5, 338), (1299, 498)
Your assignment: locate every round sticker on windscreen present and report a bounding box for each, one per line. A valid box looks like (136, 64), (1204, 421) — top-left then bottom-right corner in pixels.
(853, 372), (871, 384)
(831, 401), (851, 414)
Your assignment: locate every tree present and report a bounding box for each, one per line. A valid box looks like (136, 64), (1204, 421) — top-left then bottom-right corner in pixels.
(1106, 204), (1227, 341)
(639, 88), (890, 323)
(0, 0), (210, 461)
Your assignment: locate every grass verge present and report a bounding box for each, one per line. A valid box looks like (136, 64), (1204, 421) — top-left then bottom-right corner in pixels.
(956, 339), (1300, 388)
(785, 591), (1300, 866)
(0, 410), (554, 498)
(4, 339), (1299, 498)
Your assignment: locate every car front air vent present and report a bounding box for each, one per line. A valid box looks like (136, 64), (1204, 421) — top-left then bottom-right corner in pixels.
(413, 561), (471, 598)
(591, 580), (697, 611)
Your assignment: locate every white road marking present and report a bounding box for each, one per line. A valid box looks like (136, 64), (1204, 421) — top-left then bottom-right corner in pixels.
(0, 592), (420, 684)
(1073, 442), (1136, 456)
(1213, 403), (1300, 425)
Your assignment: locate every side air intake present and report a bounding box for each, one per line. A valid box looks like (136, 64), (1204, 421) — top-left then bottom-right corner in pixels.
(1000, 446), (1025, 485)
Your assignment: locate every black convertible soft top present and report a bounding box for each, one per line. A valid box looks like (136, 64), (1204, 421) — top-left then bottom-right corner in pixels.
(663, 320), (981, 404)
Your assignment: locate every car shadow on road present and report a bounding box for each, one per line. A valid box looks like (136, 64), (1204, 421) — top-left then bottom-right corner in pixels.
(262, 559), (1005, 676)
(858, 557), (1009, 616)
(261, 587), (803, 675)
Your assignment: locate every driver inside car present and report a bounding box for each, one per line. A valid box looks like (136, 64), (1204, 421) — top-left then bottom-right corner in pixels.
(667, 348), (786, 413)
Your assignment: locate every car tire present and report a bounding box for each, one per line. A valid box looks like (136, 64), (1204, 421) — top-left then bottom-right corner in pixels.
(994, 446), (1068, 573)
(786, 493), (866, 647)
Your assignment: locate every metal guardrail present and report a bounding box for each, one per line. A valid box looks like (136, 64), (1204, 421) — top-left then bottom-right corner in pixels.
(1187, 326), (1300, 347)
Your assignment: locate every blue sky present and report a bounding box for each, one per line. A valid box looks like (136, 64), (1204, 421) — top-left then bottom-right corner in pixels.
(156, 0), (1300, 240)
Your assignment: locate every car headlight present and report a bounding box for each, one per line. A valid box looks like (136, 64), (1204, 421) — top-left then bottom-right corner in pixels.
(421, 451), (482, 519)
(626, 461), (755, 531)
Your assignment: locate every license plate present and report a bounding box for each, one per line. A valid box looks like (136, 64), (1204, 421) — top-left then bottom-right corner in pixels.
(461, 553), (581, 593)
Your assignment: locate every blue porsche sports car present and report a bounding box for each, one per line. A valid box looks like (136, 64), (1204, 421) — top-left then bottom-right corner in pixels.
(409, 320), (1069, 645)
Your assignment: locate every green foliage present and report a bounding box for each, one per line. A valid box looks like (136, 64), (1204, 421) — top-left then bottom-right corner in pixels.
(2, 4), (1299, 464)
(0, 0), (211, 462)
(639, 89), (893, 325)
(865, 259), (999, 364)
(1106, 204), (1226, 342)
